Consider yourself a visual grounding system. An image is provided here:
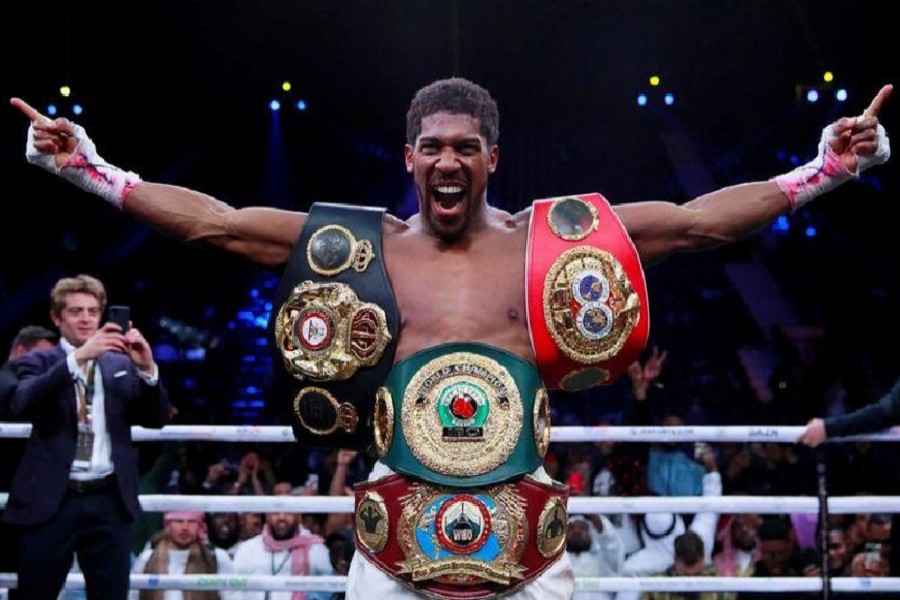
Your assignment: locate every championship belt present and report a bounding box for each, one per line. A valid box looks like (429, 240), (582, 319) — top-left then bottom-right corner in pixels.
(270, 203), (400, 450)
(376, 343), (551, 487)
(354, 473), (568, 600)
(526, 193), (649, 391)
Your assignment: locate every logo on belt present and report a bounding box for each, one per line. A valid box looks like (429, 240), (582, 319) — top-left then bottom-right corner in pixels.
(397, 485), (528, 585)
(356, 491), (389, 553)
(274, 280), (391, 381)
(307, 224), (374, 276)
(543, 246), (641, 364)
(402, 353), (523, 477)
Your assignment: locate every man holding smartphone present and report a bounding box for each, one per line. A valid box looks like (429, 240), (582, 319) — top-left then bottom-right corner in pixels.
(2, 274), (171, 600)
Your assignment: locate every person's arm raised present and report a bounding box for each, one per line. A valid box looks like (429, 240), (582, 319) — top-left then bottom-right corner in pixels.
(616, 85), (892, 267)
(11, 98), (304, 268)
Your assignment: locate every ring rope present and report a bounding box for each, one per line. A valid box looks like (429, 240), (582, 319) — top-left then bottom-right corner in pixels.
(0, 574), (897, 593)
(2, 493), (899, 514)
(1, 423), (899, 443)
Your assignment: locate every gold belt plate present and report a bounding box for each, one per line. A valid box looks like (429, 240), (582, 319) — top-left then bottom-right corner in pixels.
(401, 353), (523, 477)
(274, 280), (391, 381)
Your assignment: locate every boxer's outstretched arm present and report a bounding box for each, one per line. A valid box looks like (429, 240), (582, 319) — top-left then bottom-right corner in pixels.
(126, 182), (304, 268)
(617, 84), (892, 267)
(11, 98), (305, 268)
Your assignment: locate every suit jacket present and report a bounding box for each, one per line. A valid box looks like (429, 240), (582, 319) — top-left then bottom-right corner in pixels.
(0, 359), (18, 420)
(825, 376), (900, 438)
(2, 346), (170, 526)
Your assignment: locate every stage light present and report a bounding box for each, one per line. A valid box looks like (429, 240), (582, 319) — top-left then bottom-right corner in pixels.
(823, 71), (834, 83)
(282, 81), (292, 92)
(47, 104), (58, 116)
(72, 104), (83, 115)
(60, 86), (71, 97)
(637, 93), (648, 107)
(835, 88), (848, 102)
(806, 89), (819, 103)
(649, 76), (660, 87)
(805, 226), (817, 238)
(296, 99), (307, 111)
(772, 215), (790, 232)
(269, 99), (281, 112)
(664, 93), (674, 106)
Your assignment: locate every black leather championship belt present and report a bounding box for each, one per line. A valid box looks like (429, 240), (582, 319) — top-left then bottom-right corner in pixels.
(269, 203), (400, 450)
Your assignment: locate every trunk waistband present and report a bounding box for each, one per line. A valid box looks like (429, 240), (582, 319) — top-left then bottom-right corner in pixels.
(375, 343), (551, 487)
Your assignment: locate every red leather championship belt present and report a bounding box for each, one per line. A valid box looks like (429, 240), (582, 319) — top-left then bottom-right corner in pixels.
(526, 193), (649, 391)
(354, 474), (569, 599)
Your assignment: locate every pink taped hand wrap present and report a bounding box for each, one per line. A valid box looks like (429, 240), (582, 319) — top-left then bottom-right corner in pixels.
(773, 119), (890, 212)
(25, 122), (141, 209)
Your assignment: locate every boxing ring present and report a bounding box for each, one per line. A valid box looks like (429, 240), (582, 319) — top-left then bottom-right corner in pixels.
(1, 423), (898, 595)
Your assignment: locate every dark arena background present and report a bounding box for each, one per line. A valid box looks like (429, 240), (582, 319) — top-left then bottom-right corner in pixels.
(1, 1), (898, 486)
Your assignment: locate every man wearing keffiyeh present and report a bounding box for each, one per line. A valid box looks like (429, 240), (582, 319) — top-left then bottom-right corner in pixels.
(130, 511), (240, 600)
(232, 484), (334, 600)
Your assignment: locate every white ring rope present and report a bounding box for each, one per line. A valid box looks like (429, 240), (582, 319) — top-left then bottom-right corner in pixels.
(2, 493), (899, 514)
(0, 574), (898, 593)
(1, 423), (900, 442)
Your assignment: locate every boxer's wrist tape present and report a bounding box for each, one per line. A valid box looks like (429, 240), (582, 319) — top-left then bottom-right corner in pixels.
(773, 119), (890, 212)
(26, 123), (141, 209)
(772, 146), (854, 212)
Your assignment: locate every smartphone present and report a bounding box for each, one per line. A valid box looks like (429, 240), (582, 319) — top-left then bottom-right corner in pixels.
(105, 305), (131, 332)
(865, 542), (883, 568)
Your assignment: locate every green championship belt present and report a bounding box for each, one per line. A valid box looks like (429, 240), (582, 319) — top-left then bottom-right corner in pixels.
(375, 343), (551, 487)
(270, 203), (400, 451)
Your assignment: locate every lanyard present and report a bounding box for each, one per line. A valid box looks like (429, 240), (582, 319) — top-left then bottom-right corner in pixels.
(76, 361), (97, 424)
(266, 550), (292, 600)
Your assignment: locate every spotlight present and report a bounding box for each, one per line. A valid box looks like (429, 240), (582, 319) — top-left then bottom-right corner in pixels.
(835, 88), (848, 102)
(806, 89), (819, 103)
(823, 71), (834, 83)
(649, 76), (660, 87)
(804, 226), (817, 238)
(637, 93), (648, 107)
(72, 104), (83, 115)
(296, 99), (307, 111)
(281, 81), (292, 92)
(269, 99), (281, 112)
(60, 85), (71, 97)
(664, 93), (674, 106)
(47, 104), (58, 116)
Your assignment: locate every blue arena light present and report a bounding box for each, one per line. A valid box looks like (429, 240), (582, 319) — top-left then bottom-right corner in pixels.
(664, 93), (674, 106)
(806, 89), (819, 103)
(835, 88), (848, 102)
(47, 104), (58, 116)
(637, 93), (648, 107)
(269, 99), (281, 112)
(805, 226), (817, 238)
(773, 215), (790, 232)
(790, 155), (800, 166)
(72, 104), (83, 115)
(296, 99), (308, 111)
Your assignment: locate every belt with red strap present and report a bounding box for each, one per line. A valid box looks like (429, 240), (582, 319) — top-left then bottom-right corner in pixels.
(526, 193), (649, 391)
(354, 473), (569, 599)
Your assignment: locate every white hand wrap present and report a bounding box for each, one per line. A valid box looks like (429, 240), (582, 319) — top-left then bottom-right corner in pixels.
(26, 122), (141, 209)
(773, 118), (890, 212)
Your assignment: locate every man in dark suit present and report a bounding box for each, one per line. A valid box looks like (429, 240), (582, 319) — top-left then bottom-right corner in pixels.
(2, 274), (171, 600)
(0, 325), (58, 596)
